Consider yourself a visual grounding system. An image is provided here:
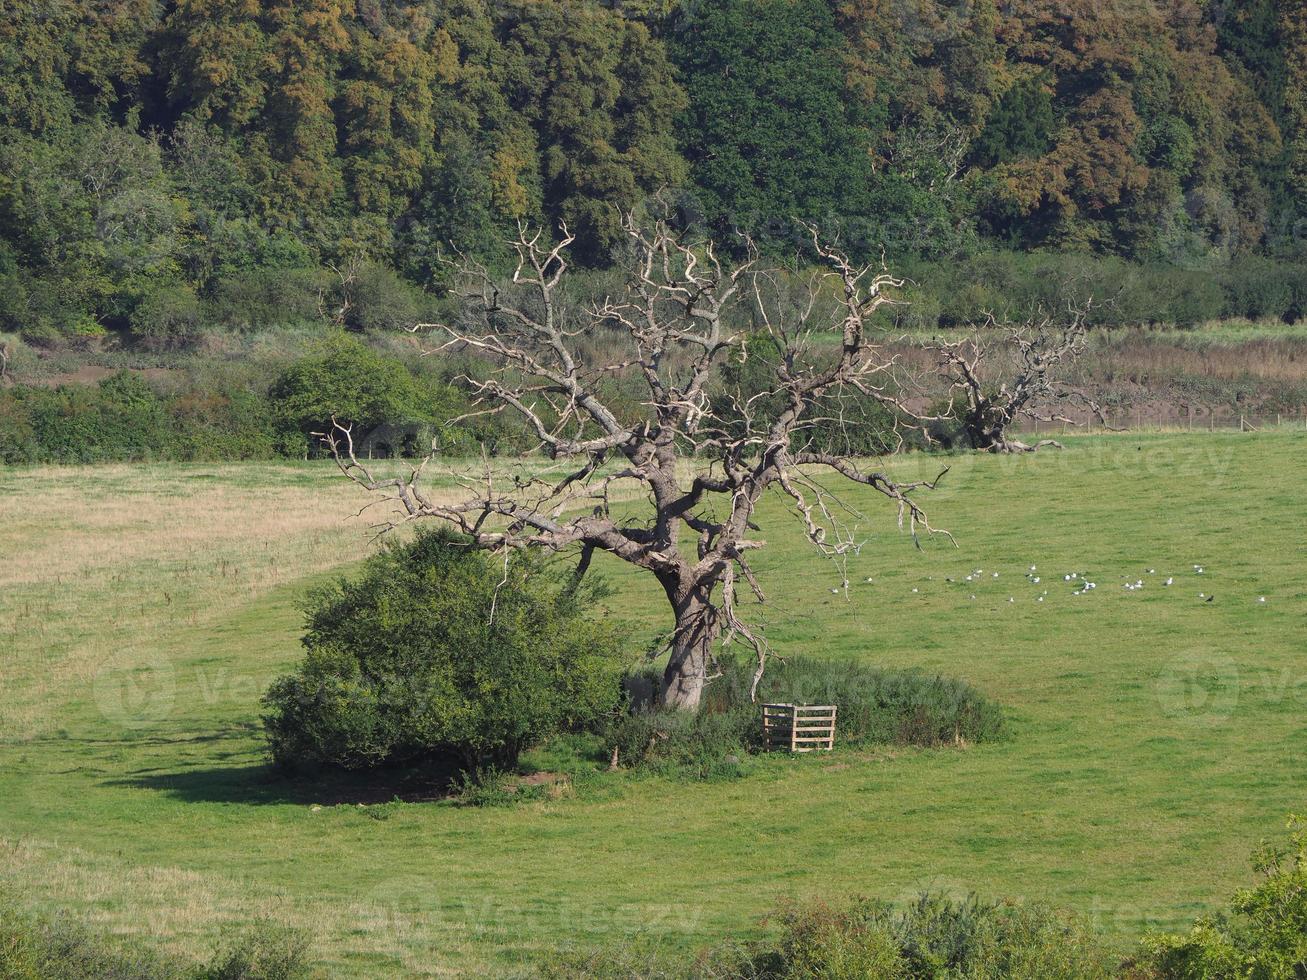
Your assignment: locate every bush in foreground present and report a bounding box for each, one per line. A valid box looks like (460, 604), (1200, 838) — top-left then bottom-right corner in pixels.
(542, 894), (1113, 979)
(263, 528), (624, 774)
(0, 895), (315, 980)
(1137, 815), (1307, 978)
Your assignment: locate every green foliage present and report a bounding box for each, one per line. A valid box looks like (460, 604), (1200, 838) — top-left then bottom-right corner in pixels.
(0, 0), (1301, 334)
(130, 285), (203, 349)
(208, 269), (325, 334)
(606, 656), (1004, 772)
(0, 371), (282, 465)
(673, 0), (872, 243)
(893, 252), (1307, 330)
(1140, 816), (1307, 979)
(545, 894), (1113, 978)
(267, 334), (467, 457)
(972, 77), (1056, 168)
(339, 263), (429, 333)
(0, 892), (316, 980)
(262, 528), (624, 773)
(0, 896), (187, 979)
(718, 333), (907, 456)
(730, 895), (1115, 979)
(203, 923), (316, 980)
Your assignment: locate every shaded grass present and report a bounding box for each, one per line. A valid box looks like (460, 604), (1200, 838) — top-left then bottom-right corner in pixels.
(1, 433), (1305, 975)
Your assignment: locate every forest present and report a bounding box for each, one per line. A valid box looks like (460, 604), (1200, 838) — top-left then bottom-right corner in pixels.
(1, 0), (1305, 350)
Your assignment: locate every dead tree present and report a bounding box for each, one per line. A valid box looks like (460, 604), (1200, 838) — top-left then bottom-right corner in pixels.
(324, 217), (949, 710)
(926, 305), (1108, 453)
(0, 341), (8, 384)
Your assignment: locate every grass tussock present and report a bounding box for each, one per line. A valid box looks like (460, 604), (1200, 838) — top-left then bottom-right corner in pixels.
(0, 892), (318, 979)
(606, 656), (1004, 774)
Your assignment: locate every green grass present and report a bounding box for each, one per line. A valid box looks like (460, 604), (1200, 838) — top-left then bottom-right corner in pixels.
(1, 434), (1305, 976)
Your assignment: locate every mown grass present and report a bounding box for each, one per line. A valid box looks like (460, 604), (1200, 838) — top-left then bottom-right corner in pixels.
(1, 433), (1304, 976)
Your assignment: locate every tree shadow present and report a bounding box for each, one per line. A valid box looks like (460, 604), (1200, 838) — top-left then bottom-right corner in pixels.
(110, 758), (464, 806)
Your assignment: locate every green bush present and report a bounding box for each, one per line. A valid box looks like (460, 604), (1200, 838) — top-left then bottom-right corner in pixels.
(209, 268), (326, 332)
(203, 923), (317, 980)
(0, 898), (187, 979)
(606, 656), (1004, 770)
(1219, 258), (1305, 323)
(341, 262), (431, 333)
(544, 894), (1113, 978)
(268, 334), (472, 457)
(130, 285), (204, 349)
(890, 252), (1301, 330)
(9, 373), (176, 463)
(1139, 816), (1307, 979)
(735, 895), (1114, 979)
(0, 894), (316, 980)
(263, 528), (624, 773)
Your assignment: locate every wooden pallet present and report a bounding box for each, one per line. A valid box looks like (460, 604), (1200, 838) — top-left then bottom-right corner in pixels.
(762, 703), (837, 752)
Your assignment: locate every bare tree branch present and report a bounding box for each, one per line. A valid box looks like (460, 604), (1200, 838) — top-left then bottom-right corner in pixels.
(326, 218), (950, 709)
(925, 302), (1115, 453)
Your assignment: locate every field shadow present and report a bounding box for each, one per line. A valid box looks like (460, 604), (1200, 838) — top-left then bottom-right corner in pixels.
(111, 759), (463, 806)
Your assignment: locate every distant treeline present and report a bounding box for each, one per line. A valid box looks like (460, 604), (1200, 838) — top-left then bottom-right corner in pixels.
(1, 0), (1305, 348)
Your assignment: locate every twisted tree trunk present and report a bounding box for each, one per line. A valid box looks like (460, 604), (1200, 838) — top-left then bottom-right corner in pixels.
(660, 585), (721, 710)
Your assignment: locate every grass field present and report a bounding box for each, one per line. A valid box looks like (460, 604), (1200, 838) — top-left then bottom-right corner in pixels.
(2, 433), (1305, 976)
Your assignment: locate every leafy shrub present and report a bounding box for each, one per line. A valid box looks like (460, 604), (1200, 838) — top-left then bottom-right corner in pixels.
(268, 334), (471, 457)
(341, 262), (431, 333)
(209, 268), (325, 332)
(10, 373), (176, 463)
(130, 285), (204, 349)
(604, 699), (754, 778)
(750, 657), (1006, 747)
(1138, 815), (1307, 979)
(203, 923), (317, 980)
(733, 895), (1115, 979)
(1219, 258), (1305, 323)
(606, 656), (1003, 769)
(263, 528), (624, 773)
(448, 767), (559, 807)
(0, 897), (187, 979)
(0, 371), (283, 465)
(0, 894), (315, 980)
(544, 894), (1112, 978)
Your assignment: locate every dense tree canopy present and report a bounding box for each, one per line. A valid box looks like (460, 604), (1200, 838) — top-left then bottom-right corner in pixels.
(0, 0), (1302, 345)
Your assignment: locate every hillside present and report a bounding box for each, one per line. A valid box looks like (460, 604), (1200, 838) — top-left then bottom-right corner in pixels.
(1, 0), (1305, 351)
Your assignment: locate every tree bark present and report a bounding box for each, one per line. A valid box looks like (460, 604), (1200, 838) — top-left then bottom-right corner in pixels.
(660, 588), (720, 711)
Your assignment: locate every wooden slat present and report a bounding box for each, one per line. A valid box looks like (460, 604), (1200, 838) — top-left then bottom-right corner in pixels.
(761, 702), (835, 752)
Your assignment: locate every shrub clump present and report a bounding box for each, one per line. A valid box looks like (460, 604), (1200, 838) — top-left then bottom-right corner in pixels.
(541, 894), (1112, 979)
(606, 656), (1004, 770)
(0, 894), (316, 980)
(263, 528), (624, 774)
(1137, 814), (1307, 978)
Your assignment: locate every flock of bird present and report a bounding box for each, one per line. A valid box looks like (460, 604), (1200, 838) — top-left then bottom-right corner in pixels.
(845, 563), (1270, 606)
